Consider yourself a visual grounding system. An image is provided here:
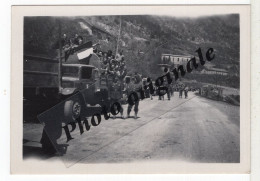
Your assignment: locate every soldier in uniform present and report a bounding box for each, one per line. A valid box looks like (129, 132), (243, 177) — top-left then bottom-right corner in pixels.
(146, 77), (154, 100)
(157, 78), (164, 100)
(61, 33), (70, 48)
(126, 76), (142, 119)
(184, 86), (189, 99)
(73, 34), (80, 45)
(110, 76), (124, 119)
(165, 77), (171, 100)
(179, 84), (184, 98)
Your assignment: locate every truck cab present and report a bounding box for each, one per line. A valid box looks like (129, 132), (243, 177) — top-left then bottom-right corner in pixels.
(61, 64), (99, 95)
(61, 63), (110, 106)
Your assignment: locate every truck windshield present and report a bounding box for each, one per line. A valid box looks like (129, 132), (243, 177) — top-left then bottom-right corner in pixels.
(81, 67), (93, 79)
(62, 66), (79, 78)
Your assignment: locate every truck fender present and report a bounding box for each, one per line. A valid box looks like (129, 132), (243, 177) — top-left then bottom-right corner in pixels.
(61, 88), (78, 96)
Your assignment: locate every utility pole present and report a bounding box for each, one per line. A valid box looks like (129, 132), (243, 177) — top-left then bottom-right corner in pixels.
(116, 16), (121, 55)
(58, 19), (62, 91)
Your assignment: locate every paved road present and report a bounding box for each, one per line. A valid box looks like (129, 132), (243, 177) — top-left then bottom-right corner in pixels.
(23, 92), (240, 166)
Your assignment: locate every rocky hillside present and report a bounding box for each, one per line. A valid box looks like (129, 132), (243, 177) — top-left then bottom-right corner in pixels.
(24, 14), (240, 88)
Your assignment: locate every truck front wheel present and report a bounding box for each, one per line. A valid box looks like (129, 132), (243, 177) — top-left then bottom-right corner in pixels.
(64, 100), (81, 122)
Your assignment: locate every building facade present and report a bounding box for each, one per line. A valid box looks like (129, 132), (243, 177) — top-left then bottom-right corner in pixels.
(161, 54), (193, 68)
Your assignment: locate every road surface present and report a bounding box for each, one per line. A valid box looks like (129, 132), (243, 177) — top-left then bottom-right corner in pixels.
(23, 92), (240, 166)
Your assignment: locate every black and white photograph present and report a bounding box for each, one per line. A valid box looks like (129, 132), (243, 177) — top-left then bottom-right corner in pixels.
(11, 5), (250, 174)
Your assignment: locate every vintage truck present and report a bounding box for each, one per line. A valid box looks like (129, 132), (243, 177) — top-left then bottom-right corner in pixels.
(24, 41), (113, 124)
(24, 41), (121, 153)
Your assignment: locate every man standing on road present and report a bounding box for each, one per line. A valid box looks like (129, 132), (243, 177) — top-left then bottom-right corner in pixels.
(126, 76), (142, 119)
(170, 83), (174, 97)
(179, 88), (183, 98)
(163, 76), (171, 101)
(184, 86), (189, 99)
(146, 77), (154, 100)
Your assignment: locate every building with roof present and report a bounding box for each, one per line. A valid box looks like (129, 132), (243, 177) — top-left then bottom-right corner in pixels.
(161, 54), (193, 68)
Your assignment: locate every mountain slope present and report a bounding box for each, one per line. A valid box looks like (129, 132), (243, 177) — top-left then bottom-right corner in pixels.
(24, 14), (240, 88)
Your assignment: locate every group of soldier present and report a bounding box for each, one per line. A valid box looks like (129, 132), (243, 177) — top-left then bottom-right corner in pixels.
(178, 87), (189, 99)
(92, 48), (142, 119)
(110, 74), (143, 120)
(175, 84), (189, 99)
(161, 83), (189, 99)
(94, 49), (190, 119)
(56, 33), (85, 60)
(59, 33), (190, 119)
(96, 49), (127, 81)
(60, 33), (84, 49)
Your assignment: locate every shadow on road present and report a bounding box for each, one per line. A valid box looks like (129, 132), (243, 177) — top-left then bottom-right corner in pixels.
(23, 145), (53, 160)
